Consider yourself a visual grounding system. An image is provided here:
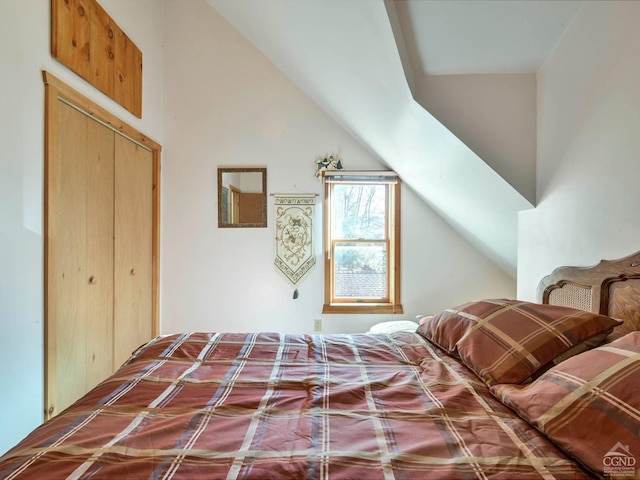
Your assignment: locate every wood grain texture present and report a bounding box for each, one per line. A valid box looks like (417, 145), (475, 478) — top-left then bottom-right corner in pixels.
(52, 0), (91, 79)
(54, 102), (90, 416)
(48, 102), (116, 418)
(608, 279), (640, 334)
(538, 250), (640, 335)
(113, 135), (153, 368)
(85, 114), (115, 388)
(43, 72), (158, 150)
(51, 0), (142, 117)
(88, 0), (114, 95)
(44, 73), (160, 420)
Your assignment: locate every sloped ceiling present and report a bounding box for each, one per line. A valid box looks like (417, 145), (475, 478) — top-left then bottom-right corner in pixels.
(206, 0), (580, 277)
(394, 0), (582, 75)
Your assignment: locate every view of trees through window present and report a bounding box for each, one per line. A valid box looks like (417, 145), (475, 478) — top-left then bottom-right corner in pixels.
(331, 184), (388, 298)
(323, 172), (401, 313)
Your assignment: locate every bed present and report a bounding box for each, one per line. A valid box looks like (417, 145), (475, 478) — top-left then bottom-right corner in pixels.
(1, 253), (639, 479)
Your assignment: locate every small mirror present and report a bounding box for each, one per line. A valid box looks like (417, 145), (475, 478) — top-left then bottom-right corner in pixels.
(218, 167), (267, 228)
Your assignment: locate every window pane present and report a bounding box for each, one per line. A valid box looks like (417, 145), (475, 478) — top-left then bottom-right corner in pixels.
(334, 242), (387, 299)
(331, 184), (386, 239)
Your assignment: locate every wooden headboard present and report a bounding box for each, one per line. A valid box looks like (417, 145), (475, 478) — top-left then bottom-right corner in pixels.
(538, 250), (640, 336)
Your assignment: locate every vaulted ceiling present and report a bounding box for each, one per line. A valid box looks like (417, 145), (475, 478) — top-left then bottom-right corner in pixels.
(394, 0), (581, 75)
(207, 0), (582, 277)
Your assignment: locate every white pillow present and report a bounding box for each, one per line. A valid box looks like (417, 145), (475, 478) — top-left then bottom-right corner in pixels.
(368, 320), (418, 334)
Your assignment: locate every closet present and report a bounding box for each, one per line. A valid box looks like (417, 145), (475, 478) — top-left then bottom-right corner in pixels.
(44, 72), (160, 419)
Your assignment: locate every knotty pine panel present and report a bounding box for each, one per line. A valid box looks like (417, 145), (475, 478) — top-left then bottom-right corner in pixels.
(51, 0), (142, 118)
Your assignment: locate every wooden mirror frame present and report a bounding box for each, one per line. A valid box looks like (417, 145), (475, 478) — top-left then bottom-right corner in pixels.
(217, 167), (267, 228)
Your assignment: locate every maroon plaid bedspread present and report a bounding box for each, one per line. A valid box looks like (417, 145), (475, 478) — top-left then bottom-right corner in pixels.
(0, 332), (593, 479)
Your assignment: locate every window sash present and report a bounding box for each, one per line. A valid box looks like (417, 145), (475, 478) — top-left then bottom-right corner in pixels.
(330, 239), (390, 303)
(329, 183), (390, 246)
(323, 172), (402, 314)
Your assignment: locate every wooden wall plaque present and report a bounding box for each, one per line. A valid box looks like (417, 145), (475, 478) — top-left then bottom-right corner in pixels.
(51, 0), (143, 118)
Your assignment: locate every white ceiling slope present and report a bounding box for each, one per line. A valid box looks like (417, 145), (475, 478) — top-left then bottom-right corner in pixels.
(395, 0), (582, 75)
(207, 0), (534, 277)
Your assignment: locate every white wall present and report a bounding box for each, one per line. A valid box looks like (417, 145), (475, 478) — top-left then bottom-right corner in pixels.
(518, 1), (640, 301)
(415, 73), (537, 205)
(0, 0), (164, 455)
(161, 0), (516, 336)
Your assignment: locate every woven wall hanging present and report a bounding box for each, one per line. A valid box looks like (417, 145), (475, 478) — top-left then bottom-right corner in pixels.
(273, 194), (316, 298)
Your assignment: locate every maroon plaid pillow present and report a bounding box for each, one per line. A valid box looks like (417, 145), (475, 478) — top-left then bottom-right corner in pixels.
(417, 299), (621, 385)
(491, 332), (640, 477)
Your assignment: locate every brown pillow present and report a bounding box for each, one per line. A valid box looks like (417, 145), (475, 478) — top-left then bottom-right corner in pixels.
(491, 332), (640, 477)
(415, 301), (523, 354)
(548, 330), (610, 366)
(417, 299), (621, 385)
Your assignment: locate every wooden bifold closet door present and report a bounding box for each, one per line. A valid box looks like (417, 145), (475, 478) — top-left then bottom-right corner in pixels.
(44, 72), (159, 419)
(113, 134), (153, 367)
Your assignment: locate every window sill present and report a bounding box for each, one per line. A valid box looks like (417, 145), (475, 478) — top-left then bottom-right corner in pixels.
(322, 303), (404, 314)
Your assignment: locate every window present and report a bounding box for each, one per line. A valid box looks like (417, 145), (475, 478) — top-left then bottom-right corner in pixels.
(322, 171), (402, 314)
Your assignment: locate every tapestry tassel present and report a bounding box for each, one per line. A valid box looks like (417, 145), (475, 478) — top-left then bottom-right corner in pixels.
(293, 289), (299, 299)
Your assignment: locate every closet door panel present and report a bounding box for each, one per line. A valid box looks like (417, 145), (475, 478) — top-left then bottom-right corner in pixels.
(114, 134), (153, 367)
(48, 101), (114, 417)
(52, 102), (89, 416)
(85, 117), (115, 384)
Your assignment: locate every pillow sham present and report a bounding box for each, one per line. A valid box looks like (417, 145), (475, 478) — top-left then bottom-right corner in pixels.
(547, 330), (610, 367)
(416, 301), (494, 353)
(416, 299), (621, 385)
(490, 332), (640, 478)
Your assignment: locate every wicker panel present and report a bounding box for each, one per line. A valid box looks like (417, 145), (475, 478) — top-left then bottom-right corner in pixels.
(548, 283), (592, 312)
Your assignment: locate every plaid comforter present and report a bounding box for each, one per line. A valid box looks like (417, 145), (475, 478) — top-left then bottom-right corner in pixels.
(0, 332), (593, 479)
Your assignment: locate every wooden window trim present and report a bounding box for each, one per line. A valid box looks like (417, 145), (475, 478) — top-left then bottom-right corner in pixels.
(322, 173), (403, 314)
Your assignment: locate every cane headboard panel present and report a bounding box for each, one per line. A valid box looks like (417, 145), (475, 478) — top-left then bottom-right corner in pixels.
(538, 250), (640, 335)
